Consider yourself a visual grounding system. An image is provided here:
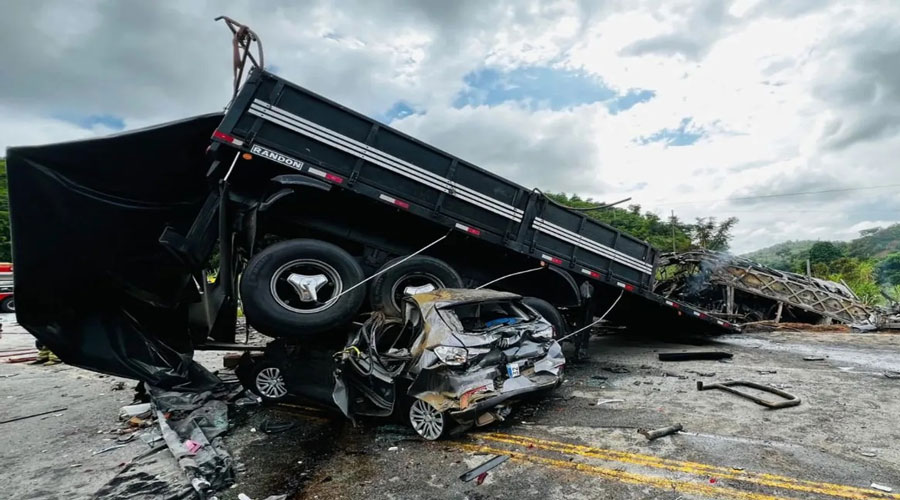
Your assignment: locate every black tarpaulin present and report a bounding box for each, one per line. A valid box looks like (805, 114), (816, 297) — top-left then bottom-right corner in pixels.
(6, 113), (225, 390)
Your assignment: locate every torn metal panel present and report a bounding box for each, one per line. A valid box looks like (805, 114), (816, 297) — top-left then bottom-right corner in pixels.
(656, 251), (875, 326)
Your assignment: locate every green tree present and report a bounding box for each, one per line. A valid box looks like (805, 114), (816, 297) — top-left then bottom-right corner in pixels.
(808, 241), (843, 265)
(876, 252), (900, 286)
(688, 216), (739, 251)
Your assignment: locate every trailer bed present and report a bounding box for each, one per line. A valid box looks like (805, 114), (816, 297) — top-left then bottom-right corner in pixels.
(212, 68), (737, 333)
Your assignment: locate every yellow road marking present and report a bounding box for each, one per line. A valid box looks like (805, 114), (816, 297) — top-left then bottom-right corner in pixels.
(453, 442), (795, 500)
(480, 432), (897, 500)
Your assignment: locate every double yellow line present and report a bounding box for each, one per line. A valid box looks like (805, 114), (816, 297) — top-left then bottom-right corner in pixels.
(449, 432), (897, 500)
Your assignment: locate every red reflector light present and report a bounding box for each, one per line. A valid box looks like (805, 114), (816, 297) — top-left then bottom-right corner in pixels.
(213, 130), (235, 143)
(590, 271), (600, 278)
(394, 199), (410, 209)
(723, 322), (731, 328)
(698, 313), (707, 319)
(324, 173), (344, 184)
(624, 284), (635, 292)
(467, 227), (481, 236)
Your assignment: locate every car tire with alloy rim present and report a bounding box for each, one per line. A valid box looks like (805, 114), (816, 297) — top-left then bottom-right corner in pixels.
(240, 239), (366, 338)
(369, 255), (462, 316)
(250, 360), (289, 403)
(408, 398), (447, 440)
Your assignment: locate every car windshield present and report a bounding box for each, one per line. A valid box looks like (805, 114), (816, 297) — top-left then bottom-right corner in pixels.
(438, 299), (537, 332)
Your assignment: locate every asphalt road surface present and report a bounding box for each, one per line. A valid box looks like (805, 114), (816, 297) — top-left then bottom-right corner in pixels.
(2, 318), (899, 499)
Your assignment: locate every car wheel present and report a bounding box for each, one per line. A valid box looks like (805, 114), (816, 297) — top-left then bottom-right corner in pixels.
(370, 256), (462, 316)
(408, 398), (447, 440)
(522, 296), (566, 338)
(240, 239), (365, 338)
(0, 296), (14, 313)
(250, 360), (289, 403)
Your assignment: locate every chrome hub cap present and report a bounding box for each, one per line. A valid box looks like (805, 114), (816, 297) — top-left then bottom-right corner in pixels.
(270, 259), (343, 314)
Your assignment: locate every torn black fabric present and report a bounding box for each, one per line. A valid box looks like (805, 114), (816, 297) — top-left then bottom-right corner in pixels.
(6, 113), (224, 390)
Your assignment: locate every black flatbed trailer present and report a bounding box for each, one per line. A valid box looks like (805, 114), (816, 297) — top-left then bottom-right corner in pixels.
(210, 68), (737, 334)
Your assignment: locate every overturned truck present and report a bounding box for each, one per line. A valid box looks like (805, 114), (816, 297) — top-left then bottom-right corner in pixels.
(656, 251), (875, 327)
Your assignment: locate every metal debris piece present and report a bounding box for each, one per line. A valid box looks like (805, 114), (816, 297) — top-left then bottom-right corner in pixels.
(639, 424), (683, 440)
(871, 483), (893, 493)
(93, 444), (128, 455)
(459, 455), (510, 482)
(659, 352), (732, 362)
(803, 356), (825, 361)
(593, 399), (624, 406)
(656, 250), (875, 326)
(0, 407), (68, 425)
(603, 366), (631, 373)
(697, 381), (801, 409)
(883, 371), (900, 379)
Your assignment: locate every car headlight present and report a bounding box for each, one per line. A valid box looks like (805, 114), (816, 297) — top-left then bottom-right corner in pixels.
(433, 346), (492, 366)
(530, 324), (555, 340)
(433, 345), (468, 366)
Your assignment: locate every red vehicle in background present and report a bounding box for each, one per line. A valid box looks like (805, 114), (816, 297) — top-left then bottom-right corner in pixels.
(0, 263), (14, 313)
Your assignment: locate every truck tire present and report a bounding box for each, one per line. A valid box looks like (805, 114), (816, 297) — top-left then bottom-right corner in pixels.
(241, 239), (365, 338)
(369, 255), (462, 316)
(523, 297), (567, 339)
(0, 296), (14, 313)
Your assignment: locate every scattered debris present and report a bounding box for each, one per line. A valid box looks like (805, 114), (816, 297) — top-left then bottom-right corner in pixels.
(459, 455), (510, 482)
(388, 446), (399, 452)
(871, 483), (893, 493)
(116, 433), (137, 444)
(259, 419), (296, 434)
(665, 372), (688, 380)
(883, 371), (900, 379)
(803, 356), (825, 361)
(184, 439), (203, 455)
(638, 424), (683, 440)
(593, 399), (624, 406)
(93, 444), (128, 455)
(656, 251), (874, 327)
(110, 381), (126, 391)
(659, 352), (733, 362)
(859, 450), (877, 457)
(697, 381), (801, 409)
(758, 370), (778, 374)
(602, 365), (631, 374)
(0, 407), (67, 425)
(686, 370), (716, 377)
(119, 403), (152, 419)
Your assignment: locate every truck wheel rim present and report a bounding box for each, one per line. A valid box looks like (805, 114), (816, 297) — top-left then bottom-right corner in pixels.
(255, 367), (287, 398)
(409, 399), (444, 440)
(270, 259), (342, 314)
(390, 272), (444, 311)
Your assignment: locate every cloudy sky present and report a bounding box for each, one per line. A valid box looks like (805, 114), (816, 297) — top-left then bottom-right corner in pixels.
(3, 0), (899, 253)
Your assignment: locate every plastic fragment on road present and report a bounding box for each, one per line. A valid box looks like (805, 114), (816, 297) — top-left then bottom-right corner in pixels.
(184, 439), (203, 455)
(593, 399), (624, 406)
(459, 454), (510, 482)
(871, 483), (893, 492)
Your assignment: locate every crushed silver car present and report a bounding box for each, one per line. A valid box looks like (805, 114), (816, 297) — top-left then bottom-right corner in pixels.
(333, 289), (566, 440)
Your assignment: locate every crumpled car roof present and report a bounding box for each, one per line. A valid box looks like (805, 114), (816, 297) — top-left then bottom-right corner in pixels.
(408, 288), (521, 310)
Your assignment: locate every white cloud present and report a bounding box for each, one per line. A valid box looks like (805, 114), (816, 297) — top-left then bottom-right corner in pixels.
(3, 0), (899, 254)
